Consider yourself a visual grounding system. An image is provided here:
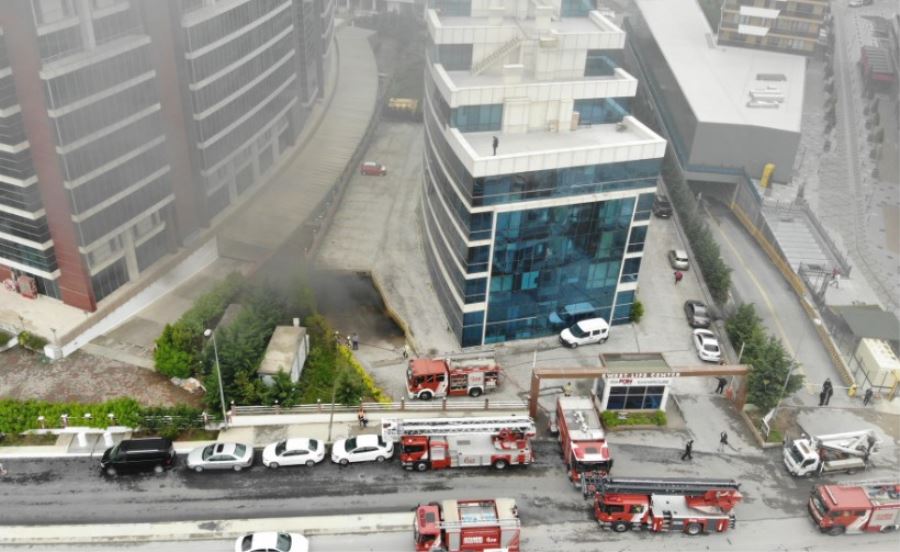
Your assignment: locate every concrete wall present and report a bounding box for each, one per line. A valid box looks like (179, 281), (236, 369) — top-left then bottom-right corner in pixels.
(691, 122), (800, 183)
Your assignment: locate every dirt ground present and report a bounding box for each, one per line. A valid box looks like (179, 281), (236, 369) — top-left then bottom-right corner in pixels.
(0, 349), (202, 407)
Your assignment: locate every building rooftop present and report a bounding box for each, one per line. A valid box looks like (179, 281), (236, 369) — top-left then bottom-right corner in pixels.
(599, 352), (672, 374)
(258, 325), (306, 376)
(634, 0), (806, 133)
(452, 116), (666, 177)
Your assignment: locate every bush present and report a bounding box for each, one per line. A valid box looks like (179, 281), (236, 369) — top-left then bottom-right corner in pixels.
(17, 331), (48, 352)
(601, 410), (667, 427)
(630, 300), (645, 323)
(726, 304), (803, 412)
(0, 398), (144, 434)
(0, 329), (13, 344)
(154, 272), (244, 377)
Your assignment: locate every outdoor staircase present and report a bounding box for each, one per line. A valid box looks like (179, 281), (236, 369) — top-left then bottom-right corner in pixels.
(471, 36), (522, 76)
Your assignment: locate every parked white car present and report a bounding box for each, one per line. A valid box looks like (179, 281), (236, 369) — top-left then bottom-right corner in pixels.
(262, 438), (325, 469)
(186, 442), (253, 472)
(559, 317), (609, 348)
(692, 329), (722, 363)
(235, 531), (308, 552)
(331, 434), (394, 465)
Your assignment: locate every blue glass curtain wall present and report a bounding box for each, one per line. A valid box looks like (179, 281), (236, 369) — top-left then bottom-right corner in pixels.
(435, 44), (472, 71)
(584, 49), (623, 77)
(483, 197), (636, 343)
(430, 0), (471, 16)
(451, 104), (502, 132)
(574, 97), (630, 125)
(612, 290), (635, 323)
(561, 0), (595, 17)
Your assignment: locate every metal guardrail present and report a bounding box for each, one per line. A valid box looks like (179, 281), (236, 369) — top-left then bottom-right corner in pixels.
(232, 399), (527, 416)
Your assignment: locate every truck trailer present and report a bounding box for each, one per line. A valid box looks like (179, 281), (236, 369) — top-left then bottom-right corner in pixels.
(414, 498), (521, 552)
(549, 396), (613, 487)
(809, 481), (900, 535)
(590, 476), (743, 535)
(406, 357), (500, 400)
(783, 429), (880, 477)
(382, 416), (535, 471)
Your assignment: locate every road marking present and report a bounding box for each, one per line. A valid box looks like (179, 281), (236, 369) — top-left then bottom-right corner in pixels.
(706, 209), (808, 382)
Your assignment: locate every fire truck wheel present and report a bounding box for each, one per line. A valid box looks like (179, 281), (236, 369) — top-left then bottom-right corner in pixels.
(611, 522), (629, 533)
(686, 522), (702, 535)
(469, 388), (483, 398)
(415, 462), (429, 472)
(419, 391), (433, 401)
(827, 526), (846, 536)
(493, 459), (509, 470)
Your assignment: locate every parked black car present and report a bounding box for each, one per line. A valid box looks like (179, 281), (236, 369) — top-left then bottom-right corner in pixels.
(652, 194), (673, 218)
(100, 437), (176, 476)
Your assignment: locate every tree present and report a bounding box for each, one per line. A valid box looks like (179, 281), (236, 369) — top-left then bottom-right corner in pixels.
(334, 368), (365, 406)
(630, 300), (645, 323)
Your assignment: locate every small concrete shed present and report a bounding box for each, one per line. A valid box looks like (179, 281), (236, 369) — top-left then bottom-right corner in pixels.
(258, 324), (309, 385)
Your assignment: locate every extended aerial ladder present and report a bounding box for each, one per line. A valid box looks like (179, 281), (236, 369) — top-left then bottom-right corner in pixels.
(585, 476), (742, 503)
(382, 416), (536, 441)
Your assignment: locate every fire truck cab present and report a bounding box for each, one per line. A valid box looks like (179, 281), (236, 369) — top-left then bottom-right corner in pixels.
(591, 476), (743, 535)
(383, 417), (535, 472)
(809, 481), (900, 535)
(414, 498), (521, 552)
(406, 358), (500, 400)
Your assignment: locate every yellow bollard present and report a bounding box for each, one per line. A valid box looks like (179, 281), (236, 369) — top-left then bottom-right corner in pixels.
(848, 383), (858, 397)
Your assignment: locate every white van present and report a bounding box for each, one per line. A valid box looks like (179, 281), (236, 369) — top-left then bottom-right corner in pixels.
(559, 318), (609, 348)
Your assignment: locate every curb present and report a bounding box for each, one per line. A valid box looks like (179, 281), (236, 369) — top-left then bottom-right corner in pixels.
(0, 513), (413, 545)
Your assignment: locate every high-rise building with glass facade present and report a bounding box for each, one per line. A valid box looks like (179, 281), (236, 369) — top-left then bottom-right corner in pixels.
(423, 0), (666, 347)
(0, 0), (333, 311)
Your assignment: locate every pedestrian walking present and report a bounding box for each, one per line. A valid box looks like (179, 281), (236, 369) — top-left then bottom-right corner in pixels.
(715, 377), (727, 394)
(674, 270), (683, 285)
(402, 345), (409, 359)
(351, 332), (359, 351)
(563, 382), (574, 397)
(818, 390), (827, 407)
(357, 406), (368, 429)
(681, 440), (694, 461)
(863, 388), (874, 407)
(492, 135), (499, 156)
(822, 378), (833, 395)
(718, 431), (729, 453)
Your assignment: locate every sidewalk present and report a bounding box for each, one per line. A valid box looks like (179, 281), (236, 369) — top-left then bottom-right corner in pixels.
(0, 513), (413, 545)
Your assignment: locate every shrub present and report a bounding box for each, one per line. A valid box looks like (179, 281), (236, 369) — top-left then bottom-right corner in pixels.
(630, 300), (645, 323)
(0, 398), (144, 434)
(0, 329), (13, 344)
(601, 409), (667, 427)
(17, 331), (48, 352)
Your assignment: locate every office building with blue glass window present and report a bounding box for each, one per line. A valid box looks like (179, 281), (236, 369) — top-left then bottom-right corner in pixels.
(423, 0), (666, 346)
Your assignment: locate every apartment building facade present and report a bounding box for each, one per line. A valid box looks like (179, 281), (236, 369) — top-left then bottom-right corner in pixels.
(717, 0), (830, 56)
(0, 0), (333, 311)
(423, 0), (666, 346)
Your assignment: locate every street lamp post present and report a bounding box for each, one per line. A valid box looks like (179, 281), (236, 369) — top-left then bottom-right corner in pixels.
(203, 329), (228, 429)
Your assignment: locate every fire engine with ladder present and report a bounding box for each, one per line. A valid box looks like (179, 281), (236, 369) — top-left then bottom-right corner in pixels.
(808, 480), (900, 535)
(585, 476), (743, 535)
(382, 416), (535, 471)
(414, 498), (521, 552)
(549, 396), (613, 485)
(406, 357), (500, 400)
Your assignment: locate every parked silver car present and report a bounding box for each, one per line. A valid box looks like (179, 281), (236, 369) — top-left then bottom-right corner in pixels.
(186, 442), (253, 472)
(668, 249), (690, 270)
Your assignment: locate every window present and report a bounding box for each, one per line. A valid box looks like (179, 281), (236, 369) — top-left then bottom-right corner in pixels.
(561, 0), (594, 17)
(34, 0), (76, 25)
(451, 105), (502, 132)
(574, 98), (630, 125)
(584, 49), (621, 77)
(627, 225), (647, 253)
(607, 384), (664, 410)
(436, 44), (473, 71)
(620, 257), (641, 282)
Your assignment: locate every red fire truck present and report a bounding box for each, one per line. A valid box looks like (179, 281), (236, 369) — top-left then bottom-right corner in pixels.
(414, 498), (521, 552)
(406, 357), (500, 400)
(382, 416), (535, 472)
(590, 476), (743, 535)
(808, 481), (900, 535)
(549, 396), (612, 486)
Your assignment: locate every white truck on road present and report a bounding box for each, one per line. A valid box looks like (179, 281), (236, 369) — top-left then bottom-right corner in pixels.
(783, 429), (881, 477)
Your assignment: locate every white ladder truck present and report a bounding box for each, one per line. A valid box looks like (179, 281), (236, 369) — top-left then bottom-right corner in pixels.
(381, 416), (536, 471)
(588, 476), (743, 535)
(783, 429), (881, 477)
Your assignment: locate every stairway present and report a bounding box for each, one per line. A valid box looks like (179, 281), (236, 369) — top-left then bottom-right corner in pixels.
(471, 36), (522, 76)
